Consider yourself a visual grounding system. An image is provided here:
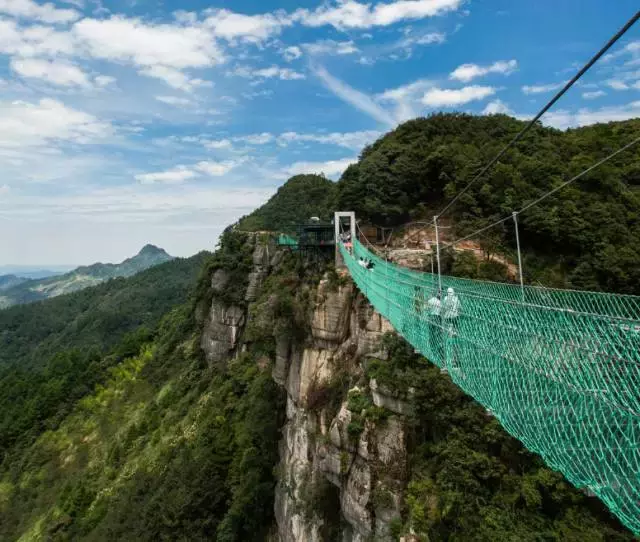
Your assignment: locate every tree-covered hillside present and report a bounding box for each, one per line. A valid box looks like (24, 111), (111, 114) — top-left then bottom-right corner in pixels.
(0, 233), (295, 542)
(0, 253), (209, 464)
(236, 174), (337, 231)
(238, 114), (640, 293)
(337, 114), (640, 293)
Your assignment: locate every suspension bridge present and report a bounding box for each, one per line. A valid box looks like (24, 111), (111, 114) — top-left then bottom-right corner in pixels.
(275, 9), (640, 532)
(335, 235), (640, 534)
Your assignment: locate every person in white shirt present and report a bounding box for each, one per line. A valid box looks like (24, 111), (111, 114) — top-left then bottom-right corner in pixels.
(427, 292), (441, 316)
(442, 287), (461, 336)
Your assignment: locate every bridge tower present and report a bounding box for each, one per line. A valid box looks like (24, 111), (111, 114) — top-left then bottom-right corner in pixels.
(334, 211), (355, 269)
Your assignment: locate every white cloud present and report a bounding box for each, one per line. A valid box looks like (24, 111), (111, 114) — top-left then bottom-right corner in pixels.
(303, 39), (359, 56)
(277, 130), (381, 150)
(205, 139), (232, 149)
(482, 99), (513, 115)
(522, 81), (565, 94)
(135, 166), (198, 184)
(283, 156), (356, 178)
(0, 19), (76, 57)
(230, 64), (305, 80)
(422, 85), (496, 107)
(135, 159), (239, 184)
(94, 75), (115, 87)
(0, 184), (10, 196)
(256, 65), (305, 80)
(139, 65), (211, 91)
(235, 132), (274, 145)
(543, 101), (640, 130)
(242, 89), (273, 100)
(155, 95), (193, 106)
(377, 78), (433, 121)
(397, 30), (446, 50)
(0, 0), (80, 24)
(602, 40), (640, 63)
(282, 45), (302, 61)
(606, 79), (629, 91)
(73, 16), (225, 69)
(10, 57), (90, 87)
(450, 59), (517, 82)
(582, 90), (606, 100)
(203, 8), (290, 42)
(313, 64), (396, 127)
(0, 98), (112, 149)
(294, 0), (463, 29)
(195, 160), (237, 176)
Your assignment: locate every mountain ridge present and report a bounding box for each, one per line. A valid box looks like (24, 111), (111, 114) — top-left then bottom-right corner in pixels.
(0, 244), (174, 309)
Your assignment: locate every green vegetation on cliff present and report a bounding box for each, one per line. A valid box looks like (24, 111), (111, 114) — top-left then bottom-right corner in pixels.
(0, 233), (286, 541)
(238, 114), (640, 293)
(236, 174), (337, 232)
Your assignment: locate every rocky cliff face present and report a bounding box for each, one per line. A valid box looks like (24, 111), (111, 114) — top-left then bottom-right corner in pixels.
(273, 274), (411, 542)
(199, 238), (412, 541)
(198, 236), (635, 541)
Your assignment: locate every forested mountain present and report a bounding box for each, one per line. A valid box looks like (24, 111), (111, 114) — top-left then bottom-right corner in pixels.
(1, 114), (638, 541)
(0, 274), (28, 291)
(0, 244), (174, 309)
(237, 114), (640, 293)
(236, 173), (337, 231)
(0, 252), (209, 464)
(337, 114), (640, 293)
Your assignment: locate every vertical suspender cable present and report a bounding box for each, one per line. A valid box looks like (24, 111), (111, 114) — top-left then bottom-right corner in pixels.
(434, 216), (442, 294)
(512, 211), (525, 301)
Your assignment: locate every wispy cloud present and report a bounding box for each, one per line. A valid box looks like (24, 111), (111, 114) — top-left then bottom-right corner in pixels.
(377, 78), (433, 121)
(422, 85), (496, 107)
(293, 0), (464, 30)
(277, 130), (381, 150)
(522, 81), (565, 94)
(482, 99), (513, 115)
(543, 101), (640, 129)
(135, 160), (240, 184)
(312, 64), (396, 127)
(582, 90), (606, 100)
(282, 156), (357, 178)
(450, 59), (517, 82)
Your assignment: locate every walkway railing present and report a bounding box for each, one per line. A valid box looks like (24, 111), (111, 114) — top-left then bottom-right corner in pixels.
(340, 239), (640, 534)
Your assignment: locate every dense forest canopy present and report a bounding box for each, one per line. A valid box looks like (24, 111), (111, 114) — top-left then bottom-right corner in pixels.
(236, 173), (337, 232)
(238, 114), (640, 294)
(0, 253), (209, 464)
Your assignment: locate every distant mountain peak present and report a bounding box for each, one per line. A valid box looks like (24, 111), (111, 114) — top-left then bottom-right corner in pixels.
(138, 244), (171, 257)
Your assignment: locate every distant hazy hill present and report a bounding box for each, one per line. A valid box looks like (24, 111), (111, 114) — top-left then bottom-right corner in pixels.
(0, 265), (73, 279)
(0, 244), (173, 308)
(0, 275), (29, 291)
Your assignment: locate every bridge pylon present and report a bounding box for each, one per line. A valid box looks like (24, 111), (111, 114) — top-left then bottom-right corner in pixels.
(334, 211), (356, 269)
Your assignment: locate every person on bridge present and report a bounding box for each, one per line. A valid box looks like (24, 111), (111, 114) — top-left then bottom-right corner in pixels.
(426, 291), (443, 364)
(442, 287), (461, 335)
(427, 291), (441, 317)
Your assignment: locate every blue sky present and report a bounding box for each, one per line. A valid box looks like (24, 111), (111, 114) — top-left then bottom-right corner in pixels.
(0, 0), (639, 265)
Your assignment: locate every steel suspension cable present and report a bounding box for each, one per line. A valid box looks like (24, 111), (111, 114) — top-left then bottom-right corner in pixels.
(444, 134), (640, 249)
(436, 9), (640, 220)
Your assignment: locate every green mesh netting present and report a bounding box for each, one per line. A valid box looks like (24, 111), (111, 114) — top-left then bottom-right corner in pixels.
(340, 239), (640, 534)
